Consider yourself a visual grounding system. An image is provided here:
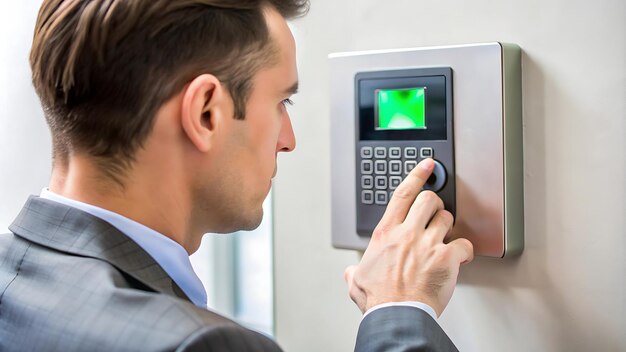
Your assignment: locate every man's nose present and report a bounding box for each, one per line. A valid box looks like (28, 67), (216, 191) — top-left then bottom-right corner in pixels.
(277, 113), (296, 153)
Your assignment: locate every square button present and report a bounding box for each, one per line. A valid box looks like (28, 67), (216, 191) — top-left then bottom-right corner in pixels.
(361, 160), (373, 174)
(389, 176), (402, 190)
(404, 147), (418, 159)
(420, 147), (434, 158)
(374, 147), (387, 159)
(404, 160), (418, 174)
(389, 147), (402, 159)
(375, 191), (388, 205)
(361, 175), (373, 189)
(389, 160), (402, 175)
(362, 190), (374, 204)
(375, 176), (387, 190)
(361, 147), (373, 159)
(375, 160), (387, 174)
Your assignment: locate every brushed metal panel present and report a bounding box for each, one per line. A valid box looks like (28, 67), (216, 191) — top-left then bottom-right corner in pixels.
(330, 43), (523, 257)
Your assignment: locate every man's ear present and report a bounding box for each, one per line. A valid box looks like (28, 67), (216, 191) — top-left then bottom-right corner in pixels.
(180, 74), (230, 152)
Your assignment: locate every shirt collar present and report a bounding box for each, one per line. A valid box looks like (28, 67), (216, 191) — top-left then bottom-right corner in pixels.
(39, 188), (207, 308)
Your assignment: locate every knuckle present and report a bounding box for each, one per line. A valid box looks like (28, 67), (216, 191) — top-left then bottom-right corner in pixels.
(417, 190), (438, 203)
(346, 272), (359, 290)
(460, 238), (474, 253)
(352, 269), (364, 284)
(437, 196), (445, 209)
(343, 267), (354, 282)
(432, 245), (453, 265)
(348, 282), (357, 295)
(372, 223), (393, 239)
(392, 185), (413, 200)
(348, 286), (360, 301)
(435, 245), (449, 258)
(440, 210), (454, 225)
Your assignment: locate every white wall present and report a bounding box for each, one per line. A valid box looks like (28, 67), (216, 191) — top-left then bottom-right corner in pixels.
(0, 1), (50, 233)
(274, 0), (626, 351)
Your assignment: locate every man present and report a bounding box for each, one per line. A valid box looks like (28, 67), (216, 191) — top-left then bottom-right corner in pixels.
(0, 0), (473, 351)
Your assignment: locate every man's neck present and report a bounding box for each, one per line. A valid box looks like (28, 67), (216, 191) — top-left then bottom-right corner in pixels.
(49, 154), (196, 253)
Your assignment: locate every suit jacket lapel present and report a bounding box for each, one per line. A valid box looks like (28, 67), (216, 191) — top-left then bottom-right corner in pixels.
(9, 196), (191, 303)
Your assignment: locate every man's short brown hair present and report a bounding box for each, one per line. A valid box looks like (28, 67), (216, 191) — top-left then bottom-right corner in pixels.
(30, 0), (308, 178)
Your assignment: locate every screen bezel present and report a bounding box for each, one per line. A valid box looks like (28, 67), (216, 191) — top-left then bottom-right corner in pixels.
(356, 69), (450, 141)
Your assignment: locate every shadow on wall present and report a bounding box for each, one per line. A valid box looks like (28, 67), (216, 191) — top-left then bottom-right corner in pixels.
(454, 51), (621, 350)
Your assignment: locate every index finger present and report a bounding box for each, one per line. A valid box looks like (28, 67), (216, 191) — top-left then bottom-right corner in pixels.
(377, 158), (435, 228)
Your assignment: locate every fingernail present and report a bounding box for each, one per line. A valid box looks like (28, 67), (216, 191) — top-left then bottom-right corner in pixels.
(419, 158), (434, 170)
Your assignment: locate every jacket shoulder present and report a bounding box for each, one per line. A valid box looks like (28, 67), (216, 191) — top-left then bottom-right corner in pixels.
(0, 233), (279, 351)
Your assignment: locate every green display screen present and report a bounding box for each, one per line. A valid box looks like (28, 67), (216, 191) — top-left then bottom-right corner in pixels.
(375, 87), (426, 130)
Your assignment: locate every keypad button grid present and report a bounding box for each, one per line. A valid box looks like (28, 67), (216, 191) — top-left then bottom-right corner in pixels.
(359, 146), (435, 205)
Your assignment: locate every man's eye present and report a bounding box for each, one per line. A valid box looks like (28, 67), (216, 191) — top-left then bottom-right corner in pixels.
(281, 98), (294, 107)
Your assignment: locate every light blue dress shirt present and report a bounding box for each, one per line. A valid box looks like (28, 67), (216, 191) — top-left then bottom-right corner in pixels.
(40, 189), (208, 308)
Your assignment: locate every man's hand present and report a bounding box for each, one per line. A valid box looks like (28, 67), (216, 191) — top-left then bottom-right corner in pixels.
(344, 158), (474, 317)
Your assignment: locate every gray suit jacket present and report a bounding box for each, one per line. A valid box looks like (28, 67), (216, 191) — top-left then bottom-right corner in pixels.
(0, 196), (457, 351)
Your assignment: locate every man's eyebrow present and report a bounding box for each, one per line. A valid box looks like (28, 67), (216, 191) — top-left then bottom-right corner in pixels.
(284, 81), (299, 95)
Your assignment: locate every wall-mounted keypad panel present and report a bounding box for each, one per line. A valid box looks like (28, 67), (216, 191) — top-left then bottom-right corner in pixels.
(355, 140), (455, 238)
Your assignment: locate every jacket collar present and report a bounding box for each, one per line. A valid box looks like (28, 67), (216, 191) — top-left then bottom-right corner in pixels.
(9, 196), (191, 302)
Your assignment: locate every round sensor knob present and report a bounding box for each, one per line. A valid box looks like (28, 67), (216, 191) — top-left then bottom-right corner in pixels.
(423, 160), (447, 193)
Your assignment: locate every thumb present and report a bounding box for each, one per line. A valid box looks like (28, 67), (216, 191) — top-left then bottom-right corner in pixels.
(344, 265), (367, 313)
(448, 237), (474, 265)
(344, 265), (357, 283)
